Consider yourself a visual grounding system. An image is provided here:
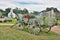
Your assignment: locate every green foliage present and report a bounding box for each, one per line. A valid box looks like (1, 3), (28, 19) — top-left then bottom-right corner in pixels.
(57, 20), (60, 25)
(13, 8), (22, 14)
(4, 8), (11, 16)
(42, 17), (56, 26)
(0, 9), (6, 16)
(30, 14), (35, 18)
(13, 8), (29, 14)
(32, 11), (39, 15)
(12, 18), (17, 23)
(46, 7), (59, 12)
(22, 8), (29, 14)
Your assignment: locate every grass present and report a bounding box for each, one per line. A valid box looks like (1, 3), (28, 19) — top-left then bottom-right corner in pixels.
(0, 22), (14, 24)
(0, 26), (60, 40)
(0, 18), (17, 24)
(57, 20), (60, 26)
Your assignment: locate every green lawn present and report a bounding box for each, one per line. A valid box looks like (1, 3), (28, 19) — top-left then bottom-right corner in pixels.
(57, 20), (60, 25)
(0, 26), (60, 40)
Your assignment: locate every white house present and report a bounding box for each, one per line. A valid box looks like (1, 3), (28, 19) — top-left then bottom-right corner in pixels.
(39, 9), (55, 18)
(8, 9), (16, 18)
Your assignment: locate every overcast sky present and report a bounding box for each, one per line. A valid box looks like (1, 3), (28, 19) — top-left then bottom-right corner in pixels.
(0, 0), (60, 12)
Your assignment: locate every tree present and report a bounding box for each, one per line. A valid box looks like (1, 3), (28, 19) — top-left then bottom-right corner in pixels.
(0, 9), (6, 17)
(54, 8), (59, 12)
(32, 11), (39, 15)
(22, 8), (29, 14)
(30, 14), (35, 18)
(46, 8), (51, 11)
(13, 7), (23, 14)
(46, 7), (59, 12)
(4, 8), (11, 16)
(0, 9), (4, 12)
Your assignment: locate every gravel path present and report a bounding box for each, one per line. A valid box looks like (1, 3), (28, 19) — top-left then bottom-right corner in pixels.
(51, 26), (60, 34)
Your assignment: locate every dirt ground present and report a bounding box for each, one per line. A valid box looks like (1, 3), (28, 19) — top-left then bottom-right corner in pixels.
(51, 26), (60, 34)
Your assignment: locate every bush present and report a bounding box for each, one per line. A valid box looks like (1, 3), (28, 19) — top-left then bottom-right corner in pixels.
(57, 20), (60, 25)
(43, 17), (56, 26)
(12, 18), (17, 23)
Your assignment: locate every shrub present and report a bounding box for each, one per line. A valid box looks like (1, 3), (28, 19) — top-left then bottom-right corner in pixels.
(57, 20), (60, 25)
(12, 18), (17, 23)
(42, 17), (56, 27)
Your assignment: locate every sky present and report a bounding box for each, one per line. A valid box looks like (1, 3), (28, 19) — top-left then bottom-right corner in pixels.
(0, 0), (60, 12)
